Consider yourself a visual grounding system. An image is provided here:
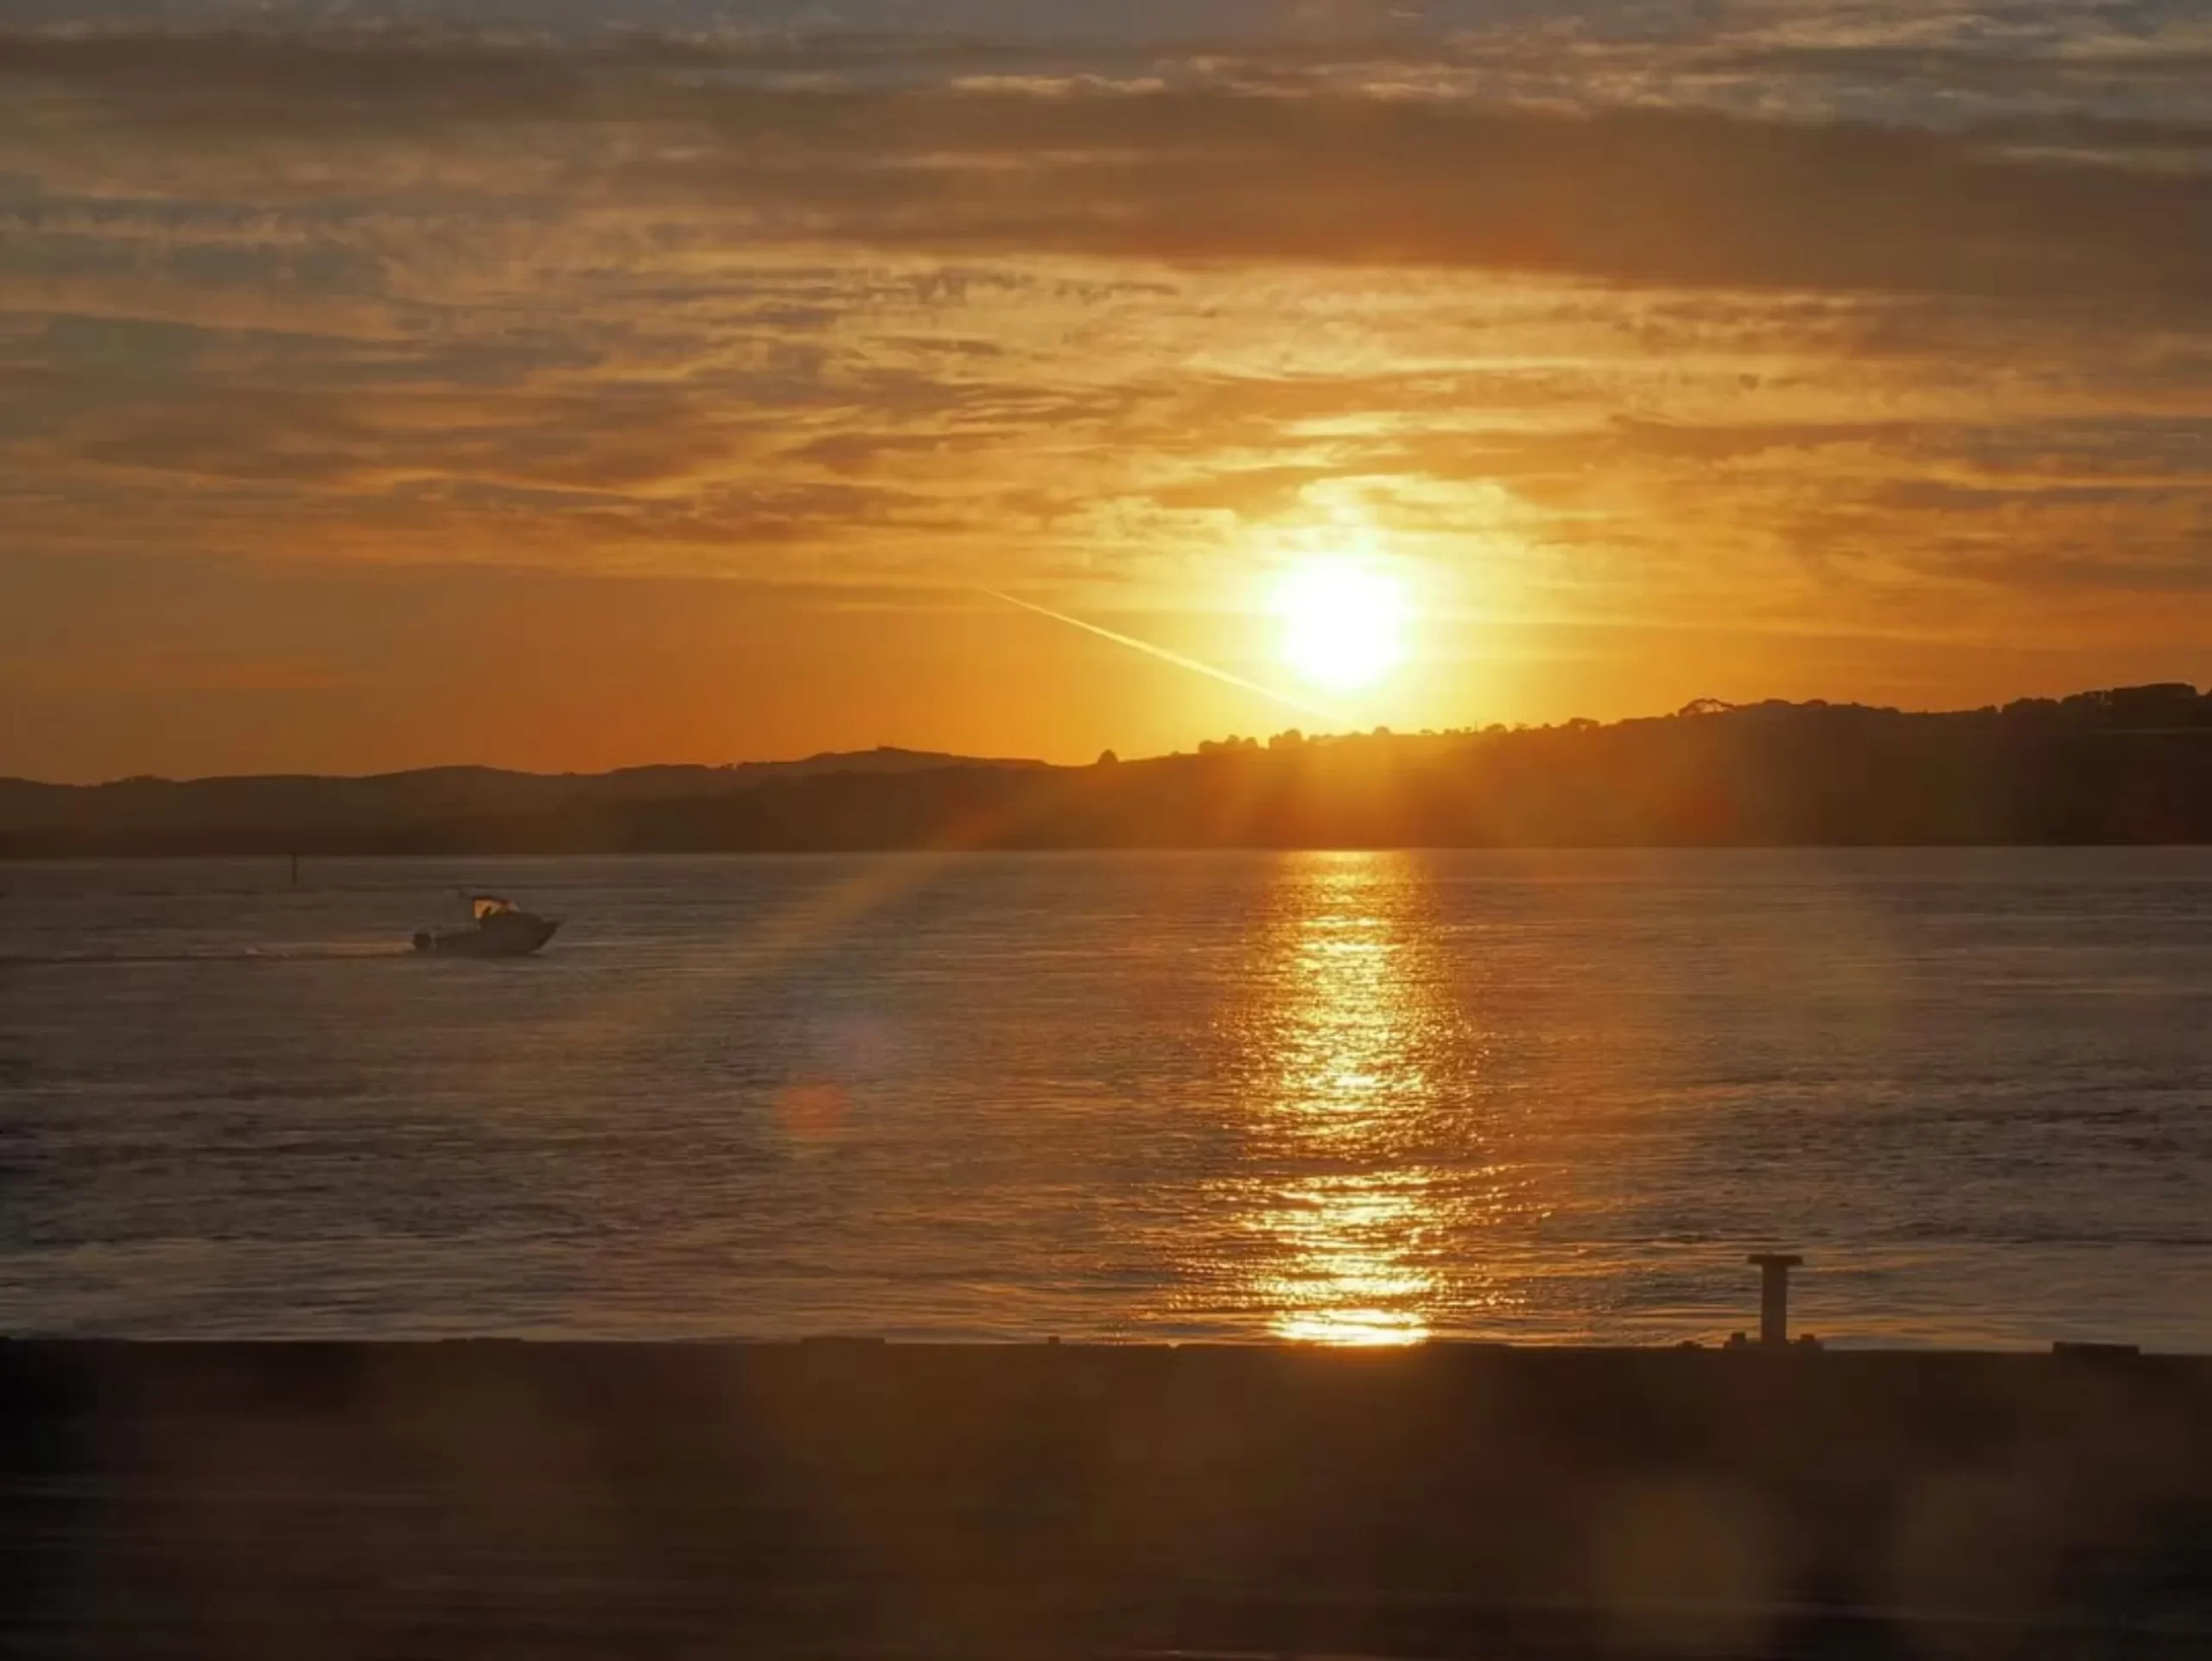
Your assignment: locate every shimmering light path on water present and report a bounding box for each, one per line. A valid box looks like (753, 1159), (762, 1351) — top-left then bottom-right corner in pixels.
(2, 850), (2208, 1349)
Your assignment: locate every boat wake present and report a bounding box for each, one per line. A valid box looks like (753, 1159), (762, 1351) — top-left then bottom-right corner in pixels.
(0, 943), (416, 967)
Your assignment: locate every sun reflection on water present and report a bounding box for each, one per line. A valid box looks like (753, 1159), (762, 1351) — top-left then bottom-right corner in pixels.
(1264, 1178), (1434, 1345)
(1240, 853), (1455, 1346)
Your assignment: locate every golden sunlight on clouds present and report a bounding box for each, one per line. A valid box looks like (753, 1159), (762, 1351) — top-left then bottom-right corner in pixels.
(1, 18), (2209, 775)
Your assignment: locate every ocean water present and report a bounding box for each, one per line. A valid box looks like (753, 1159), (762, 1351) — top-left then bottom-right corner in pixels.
(0, 849), (2207, 1350)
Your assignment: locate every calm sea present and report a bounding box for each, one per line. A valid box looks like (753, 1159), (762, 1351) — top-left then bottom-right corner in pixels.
(1, 850), (2207, 1350)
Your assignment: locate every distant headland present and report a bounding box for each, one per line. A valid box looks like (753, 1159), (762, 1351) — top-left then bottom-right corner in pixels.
(5, 684), (2212, 856)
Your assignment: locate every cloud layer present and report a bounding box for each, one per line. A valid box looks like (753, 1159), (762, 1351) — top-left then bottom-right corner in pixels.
(2, 6), (2208, 774)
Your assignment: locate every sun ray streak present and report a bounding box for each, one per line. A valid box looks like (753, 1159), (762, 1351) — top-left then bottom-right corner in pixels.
(981, 588), (1351, 728)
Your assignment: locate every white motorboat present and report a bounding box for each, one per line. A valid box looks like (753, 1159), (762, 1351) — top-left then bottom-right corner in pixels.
(411, 894), (561, 958)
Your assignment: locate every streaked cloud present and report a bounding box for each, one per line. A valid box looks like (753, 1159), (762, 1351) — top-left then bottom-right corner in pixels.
(0, 3), (2208, 775)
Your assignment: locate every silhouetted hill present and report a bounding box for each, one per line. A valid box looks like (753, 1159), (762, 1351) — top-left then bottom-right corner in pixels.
(6, 686), (2212, 855)
(0, 748), (1044, 855)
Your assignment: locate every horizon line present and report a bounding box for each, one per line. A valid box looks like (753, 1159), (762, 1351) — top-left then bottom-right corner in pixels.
(3, 679), (2202, 791)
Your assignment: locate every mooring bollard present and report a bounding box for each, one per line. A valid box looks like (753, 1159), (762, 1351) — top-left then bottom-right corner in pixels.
(1748, 1253), (1804, 1346)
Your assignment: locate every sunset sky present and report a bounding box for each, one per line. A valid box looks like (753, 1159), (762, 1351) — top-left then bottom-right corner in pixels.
(3, 0), (2208, 781)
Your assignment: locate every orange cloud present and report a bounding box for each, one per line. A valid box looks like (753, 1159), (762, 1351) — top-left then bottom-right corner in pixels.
(0, 22), (2207, 775)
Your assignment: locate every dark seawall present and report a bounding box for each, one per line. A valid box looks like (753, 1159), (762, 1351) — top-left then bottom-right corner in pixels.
(4, 1341), (2209, 1658)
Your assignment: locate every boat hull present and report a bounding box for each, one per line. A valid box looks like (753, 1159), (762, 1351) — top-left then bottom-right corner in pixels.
(416, 917), (561, 958)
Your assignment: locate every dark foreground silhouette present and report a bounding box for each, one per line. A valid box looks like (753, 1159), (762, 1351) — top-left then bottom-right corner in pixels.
(2, 1341), (2208, 1658)
(6, 683), (2212, 855)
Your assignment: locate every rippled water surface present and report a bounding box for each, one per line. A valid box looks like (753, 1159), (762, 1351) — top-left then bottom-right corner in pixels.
(1, 850), (2208, 1348)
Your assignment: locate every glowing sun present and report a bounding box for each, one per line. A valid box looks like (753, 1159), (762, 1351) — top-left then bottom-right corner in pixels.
(1274, 558), (1408, 690)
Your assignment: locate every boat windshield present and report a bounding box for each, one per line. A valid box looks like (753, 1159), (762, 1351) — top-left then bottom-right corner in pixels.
(470, 894), (518, 921)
